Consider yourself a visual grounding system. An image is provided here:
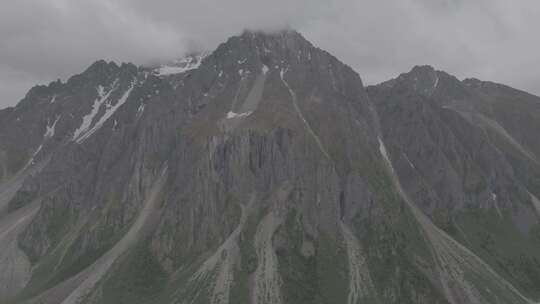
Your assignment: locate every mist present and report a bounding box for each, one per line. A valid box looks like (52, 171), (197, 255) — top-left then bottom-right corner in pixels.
(1, 0), (540, 108)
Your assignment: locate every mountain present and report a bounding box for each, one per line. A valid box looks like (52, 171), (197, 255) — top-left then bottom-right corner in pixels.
(0, 30), (539, 304)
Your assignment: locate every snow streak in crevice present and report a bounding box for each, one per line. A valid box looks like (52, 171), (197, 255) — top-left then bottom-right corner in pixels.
(76, 81), (135, 143)
(527, 191), (540, 218)
(73, 80), (135, 143)
(45, 115), (61, 138)
(155, 52), (208, 76)
(72, 82), (118, 142)
(280, 68), (330, 159)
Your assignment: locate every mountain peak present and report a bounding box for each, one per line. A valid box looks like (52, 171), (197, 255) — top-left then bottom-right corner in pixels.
(152, 52), (209, 76)
(409, 64), (436, 76)
(84, 60), (119, 73)
(372, 64), (474, 103)
(373, 65), (441, 96)
(219, 28), (314, 59)
(239, 28), (307, 43)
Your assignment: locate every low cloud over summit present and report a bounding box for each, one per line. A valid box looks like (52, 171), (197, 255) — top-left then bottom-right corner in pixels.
(1, 0), (540, 107)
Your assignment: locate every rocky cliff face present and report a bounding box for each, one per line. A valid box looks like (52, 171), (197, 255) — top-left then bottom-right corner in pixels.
(0, 30), (539, 304)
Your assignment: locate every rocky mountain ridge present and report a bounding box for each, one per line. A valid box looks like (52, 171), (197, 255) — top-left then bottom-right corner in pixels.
(0, 30), (539, 304)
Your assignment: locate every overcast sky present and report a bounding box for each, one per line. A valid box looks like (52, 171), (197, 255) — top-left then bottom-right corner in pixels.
(1, 0), (540, 108)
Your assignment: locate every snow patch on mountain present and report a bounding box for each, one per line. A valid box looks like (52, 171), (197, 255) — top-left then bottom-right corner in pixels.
(45, 116), (60, 138)
(155, 53), (208, 76)
(136, 103), (145, 118)
(226, 111), (252, 119)
(76, 82), (135, 143)
(73, 83), (117, 141)
(402, 153), (416, 169)
(491, 193), (503, 219)
(24, 144), (43, 169)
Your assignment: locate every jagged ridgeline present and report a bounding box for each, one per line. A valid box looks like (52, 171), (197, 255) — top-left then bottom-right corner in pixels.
(0, 30), (539, 304)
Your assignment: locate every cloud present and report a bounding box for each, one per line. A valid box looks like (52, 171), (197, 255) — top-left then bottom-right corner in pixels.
(1, 0), (540, 108)
(303, 0), (540, 91)
(0, 0), (188, 107)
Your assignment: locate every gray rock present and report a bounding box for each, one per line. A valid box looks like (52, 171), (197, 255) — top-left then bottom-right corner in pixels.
(0, 31), (538, 304)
